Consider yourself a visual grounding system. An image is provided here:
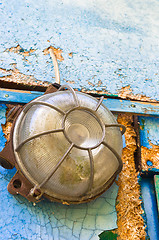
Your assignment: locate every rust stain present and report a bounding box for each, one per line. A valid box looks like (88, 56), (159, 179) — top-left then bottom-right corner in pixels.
(88, 81), (95, 87)
(65, 79), (75, 84)
(116, 114), (146, 240)
(6, 44), (35, 57)
(80, 88), (110, 95)
(118, 85), (157, 103)
(141, 143), (159, 171)
(43, 46), (64, 61)
(2, 121), (12, 142)
(68, 52), (73, 58)
(97, 80), (102, 87)
(0, 66), (50, 87)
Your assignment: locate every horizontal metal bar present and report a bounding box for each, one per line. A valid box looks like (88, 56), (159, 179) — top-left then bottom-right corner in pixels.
(0, 88), (159, 116)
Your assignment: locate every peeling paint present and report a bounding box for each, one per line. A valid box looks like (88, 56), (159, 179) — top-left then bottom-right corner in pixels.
(0, 66), (50, 87)
(43, 46), (64, 62)
(141, 144), (159, 171)
(139, 117), (159, 148)
(0, 0), (159, 100)
(139, 116), (159, 172)
(118, 85), (158, 103)
(6, 44), (35, 57)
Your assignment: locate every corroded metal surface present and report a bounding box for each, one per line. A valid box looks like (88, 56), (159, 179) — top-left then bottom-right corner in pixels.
(116, 114), (146, 240)
(0, 0), (159, 100)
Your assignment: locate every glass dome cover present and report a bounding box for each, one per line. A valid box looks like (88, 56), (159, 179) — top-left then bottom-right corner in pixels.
(12, 85), (125, 204)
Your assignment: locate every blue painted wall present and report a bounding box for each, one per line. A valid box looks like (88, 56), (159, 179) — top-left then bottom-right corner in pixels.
(0, 0), (159, 100)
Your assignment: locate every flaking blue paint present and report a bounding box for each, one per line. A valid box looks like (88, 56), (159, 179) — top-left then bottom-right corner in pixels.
(0, 0), (159, 100)
(139, 116), (159, 148)
(146, 160), (153, 167)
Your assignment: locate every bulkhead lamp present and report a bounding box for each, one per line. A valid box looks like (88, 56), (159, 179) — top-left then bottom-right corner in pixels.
(0, 84), (126, 204)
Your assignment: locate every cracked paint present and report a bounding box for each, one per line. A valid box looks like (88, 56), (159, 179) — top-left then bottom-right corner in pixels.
(0, 104), (119, 239)
(0, 0), (159, 100)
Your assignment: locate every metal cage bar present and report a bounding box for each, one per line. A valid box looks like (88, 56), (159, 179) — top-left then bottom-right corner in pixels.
(30, 143), (74, 196)
(58, 85), (79, 107)
(23, 101), (65, 115)
(95, 96), (104, 111)
(16, 128), (64, 152)
(105, 123), (126, 135)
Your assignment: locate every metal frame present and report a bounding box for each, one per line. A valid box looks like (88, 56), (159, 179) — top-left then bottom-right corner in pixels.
(14, 85), (126, 199)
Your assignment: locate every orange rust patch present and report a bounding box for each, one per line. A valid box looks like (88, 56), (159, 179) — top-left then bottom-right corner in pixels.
(116, 114), (146, 240)
(6, 44), (35, 57)
(97, 80), (102, 87)
(88, 81), (95, 87)
(80, 87), (110, 95)
(68, 52), (73, 58)
(2, 121), (12, 142)
(118, 85), (157, 103)
(141, 143), (159, 171)
(43, 46), (64, 61)
(65, 79), (75, 84)
(0, 66), (50, 87)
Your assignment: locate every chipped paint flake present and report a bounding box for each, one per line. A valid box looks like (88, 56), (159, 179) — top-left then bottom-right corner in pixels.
(0, 66), (50, 87)
(139, 116), (159, 172)
(43, 46), (64, 62)
(6, 45), (35, 57)
(141, 144), (159, 171)
(118, 85), (158, 102)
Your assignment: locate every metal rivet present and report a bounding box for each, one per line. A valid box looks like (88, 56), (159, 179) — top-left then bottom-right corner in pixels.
(131, 104), (136, 108)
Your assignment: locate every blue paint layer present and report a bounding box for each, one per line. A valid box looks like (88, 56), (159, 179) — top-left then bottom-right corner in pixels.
(146, 160), (153, 167)
(1, 88), (159, 116)
(0, 104), (7, 151)
(140, 177), (159, 240)
(0, 103), (119, 239)
(0, 0), (159, 100)
(139, 116), (159, 148)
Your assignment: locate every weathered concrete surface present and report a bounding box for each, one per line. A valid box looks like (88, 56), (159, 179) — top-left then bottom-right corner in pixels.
(0, 0), (159, 100)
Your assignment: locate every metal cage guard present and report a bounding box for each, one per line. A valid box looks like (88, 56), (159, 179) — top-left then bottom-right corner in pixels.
(14, 85), (126, 199)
